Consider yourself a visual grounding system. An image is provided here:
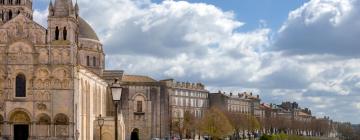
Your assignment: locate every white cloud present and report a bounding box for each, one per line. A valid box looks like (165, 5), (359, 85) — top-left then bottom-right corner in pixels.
(31, 0), (360, 123)
(33, 8), (48, 27)
(274, 0), (360, 56)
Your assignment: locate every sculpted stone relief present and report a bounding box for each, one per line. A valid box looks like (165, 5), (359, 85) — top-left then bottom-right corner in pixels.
(52, 49), (72, 64)
(37, 103), (47, 111)
(52, 49), (61, 64)
(62, 50), (71, 64)
(0, 30), (8, 43)
(1, 16), (46, 44)
(35, 91), (50, 101)
(10, 111), (30, 123)
(38, 49), (49, 64)
(7, 43), (33, 64)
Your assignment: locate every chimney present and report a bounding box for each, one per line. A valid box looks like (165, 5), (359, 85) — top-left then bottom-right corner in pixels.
(230, 92), (233, 96)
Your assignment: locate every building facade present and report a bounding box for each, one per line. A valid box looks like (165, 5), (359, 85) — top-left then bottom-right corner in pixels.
(0, 0), (124, 139)
(118, 75), (168, 140)
(209, 91), (260, 115)
(161, 79), (209, 138)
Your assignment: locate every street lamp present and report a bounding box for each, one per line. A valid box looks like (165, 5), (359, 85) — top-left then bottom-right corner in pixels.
(75, 130), (80, 140)
(111, 79), (122, 140)
(97, 114), (105, 140)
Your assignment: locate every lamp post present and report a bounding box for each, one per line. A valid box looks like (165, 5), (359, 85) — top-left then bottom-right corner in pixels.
(111, 79), (122, 140)
(75, 130), (80, 140)
(97, 114), (105, 140)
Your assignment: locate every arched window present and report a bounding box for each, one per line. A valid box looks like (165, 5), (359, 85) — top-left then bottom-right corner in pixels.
(86, 56), (90, 66)
(137, 101), (142, 112)
(63, 27), (67, 40)
(134, 95), (145, 113)
(55, 26), (59, 40)
(8, 10), (12, 19)
(15, 0), (19, 4)
(16, 74), (26, 97)
(92, 56), (96, 67)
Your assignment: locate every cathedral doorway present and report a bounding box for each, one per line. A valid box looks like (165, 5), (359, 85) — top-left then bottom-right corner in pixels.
(130, 128), (139, 140)
(10, 110), (31, 140)
(13, 124), (29, 140)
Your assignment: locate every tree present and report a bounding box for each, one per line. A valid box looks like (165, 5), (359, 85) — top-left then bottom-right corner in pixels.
(200, 107), (233, 140)
(225, 112), (248, 139)
(171, 110), (196, 139)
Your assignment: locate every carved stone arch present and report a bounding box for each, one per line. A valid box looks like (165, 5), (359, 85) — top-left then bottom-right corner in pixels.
(35, 67), (50, 79)
(52, 67), (69, 80)
(9, 109), (31, 124)
(35, 79), (43, 89)
(37, 113), (51, 137)
(44, 79), (51, 89)
(52, 79), (61, 89)
(54, 113), (69, 125)
(36, 113), (51, 125)
(131, 93), (147, 101)
(7, 41), (34, 53)
(54, 113), (69, 136)
(62, 79), (70, 89)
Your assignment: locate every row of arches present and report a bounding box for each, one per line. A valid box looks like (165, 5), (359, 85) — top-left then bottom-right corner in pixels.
(0, 111), (69, 125)
(0, 111), (70, 138)
(0, 0), (22, 5)
(0, 9), (20, 21)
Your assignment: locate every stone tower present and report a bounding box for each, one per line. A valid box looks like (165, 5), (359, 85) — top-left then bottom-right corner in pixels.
(0, 0), (33, 23)
(48, 0), (78, 44)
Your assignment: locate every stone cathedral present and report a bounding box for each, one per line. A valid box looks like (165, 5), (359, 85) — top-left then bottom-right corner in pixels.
(0, 0), (131, 139)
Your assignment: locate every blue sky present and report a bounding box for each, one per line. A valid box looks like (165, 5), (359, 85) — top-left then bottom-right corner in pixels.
(33, 0), (360, 123)
(153, 0), (309, 31)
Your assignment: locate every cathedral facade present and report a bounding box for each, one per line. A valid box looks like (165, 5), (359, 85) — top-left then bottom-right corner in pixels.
(0, 0), (126, 139)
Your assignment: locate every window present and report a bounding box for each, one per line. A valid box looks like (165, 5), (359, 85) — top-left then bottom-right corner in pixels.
(92, 56), (96, 67)
(86, 56), (90, 66)
(8, 10), (12, 19)
(137, 101), (142, 112)
(15, 0), (19, 4)
(63, 27), (67, 40)
(16, 74), (26, 97)
(55, 26), (59, 40)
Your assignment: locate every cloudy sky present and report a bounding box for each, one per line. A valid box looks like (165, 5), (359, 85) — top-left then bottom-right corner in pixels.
(34, 0), (360, 123)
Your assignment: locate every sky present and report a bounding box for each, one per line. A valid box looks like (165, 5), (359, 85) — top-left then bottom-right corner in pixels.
(33, 0), (360, 124)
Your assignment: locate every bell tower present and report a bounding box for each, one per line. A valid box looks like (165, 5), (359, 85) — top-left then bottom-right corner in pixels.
(47, 0), (79, 44)
(0, 0), (33, 23)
